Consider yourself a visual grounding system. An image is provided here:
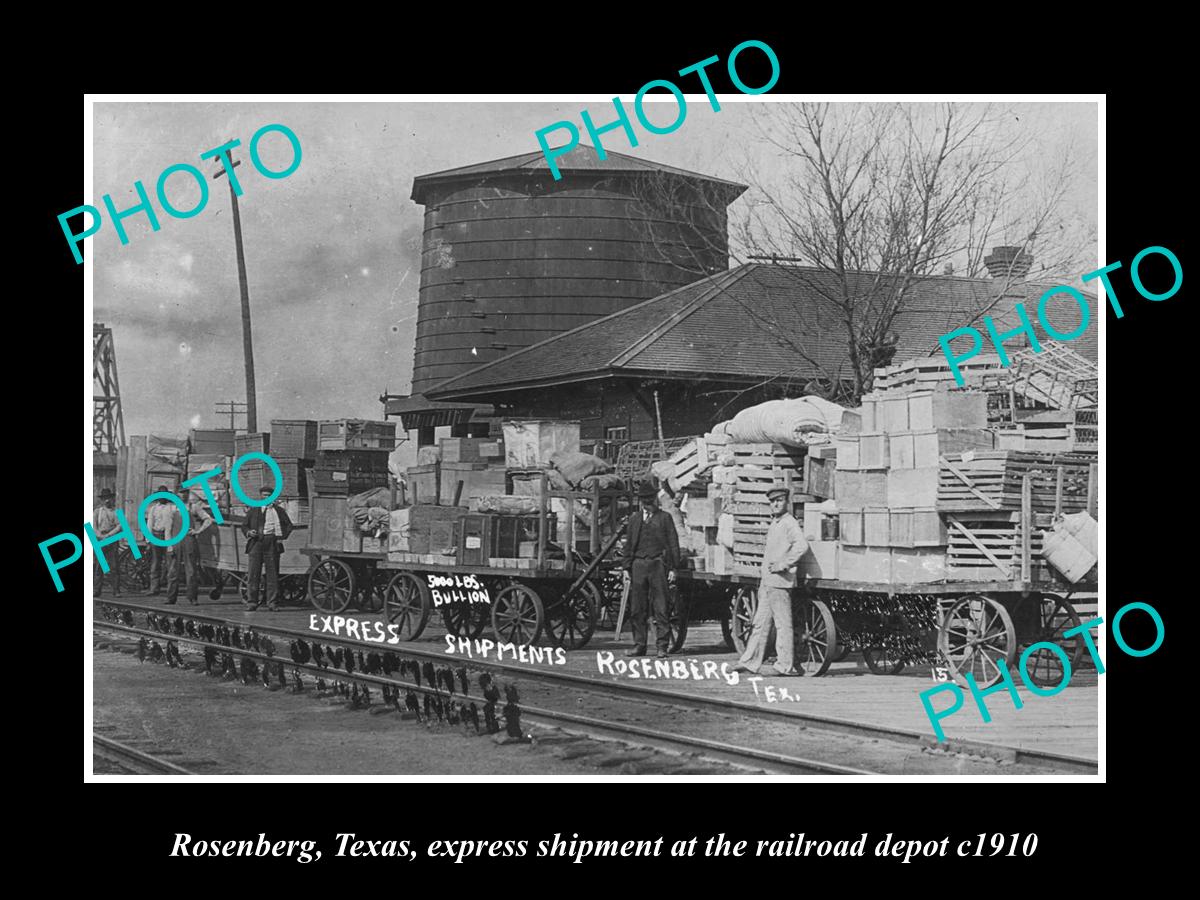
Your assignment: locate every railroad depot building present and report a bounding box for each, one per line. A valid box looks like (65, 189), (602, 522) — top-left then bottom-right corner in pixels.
(387, 146), (1098, 451)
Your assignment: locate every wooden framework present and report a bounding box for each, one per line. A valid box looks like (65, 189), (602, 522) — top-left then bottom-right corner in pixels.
(93, 324), (125, 453)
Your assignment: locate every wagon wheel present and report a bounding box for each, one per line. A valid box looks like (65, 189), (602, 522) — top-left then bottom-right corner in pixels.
(118, 548), (151, 592)
(441, 598), (490, 639)
(831, 641), (852, 663)
(238, 572), (250, 603)
(720, 612), (735, 650)
(385, 572), (431, 641)
(491, 583), (544, 646)
(595, 571), (623, 630)
(308, 559), (355, 614)
(1019, 593), (1084, 687)
(282, 575), (308, 606)
(729, 587), (757, 654)
(938, 593), (1017, 688)
(862, 645), (907, 676)
(546, 584), (596, 650)
(664, 585), (689, 653)
(356, 569), (385, 613)
(793, 598), (836, 677)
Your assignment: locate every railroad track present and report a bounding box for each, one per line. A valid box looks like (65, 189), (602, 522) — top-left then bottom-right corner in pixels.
(93, 733), (194, 775)
(92, 599), (1096, 775)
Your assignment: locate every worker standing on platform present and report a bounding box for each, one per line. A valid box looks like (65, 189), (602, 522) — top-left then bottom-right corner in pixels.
(165, 486), (212, 606)
(621, 482), (680, 660)
(92, 488), (121, 597)
(146, 486), (175, 595)
(243, 485), (294, 612)
(734, 486), (808, 677)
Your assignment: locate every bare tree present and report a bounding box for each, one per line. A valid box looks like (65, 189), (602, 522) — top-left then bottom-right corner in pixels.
(629, 102), (1093, 403)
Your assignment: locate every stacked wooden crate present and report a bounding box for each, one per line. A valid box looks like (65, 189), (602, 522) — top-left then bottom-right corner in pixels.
(836, 386), (992, 584)
(314, 448), (390, 496)
(727, 443), (804, 576)
(318, 419), (397, 451)
(937, 449), (1094, 513)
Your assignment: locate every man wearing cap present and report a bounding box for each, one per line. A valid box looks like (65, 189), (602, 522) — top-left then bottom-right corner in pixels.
(92, 488), (121, 597)
(145, 487), (176, 595)
(242, 485), (294, 611)
(165, 486), (214, 606)
(620, 482), (680, 660)
(735, 486), (809, 677)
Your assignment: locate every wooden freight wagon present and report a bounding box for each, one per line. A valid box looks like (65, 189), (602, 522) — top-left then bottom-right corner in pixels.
(300, 474), (638, 653)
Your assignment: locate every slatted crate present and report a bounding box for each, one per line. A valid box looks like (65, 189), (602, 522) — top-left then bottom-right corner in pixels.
(937, 450), (1095, 513)
(667, 437), (711, 491)
(945, 514), (1048, 581)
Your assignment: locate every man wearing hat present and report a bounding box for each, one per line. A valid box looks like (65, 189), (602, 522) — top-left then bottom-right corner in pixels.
(620, 482), (681, 659)
(92, 488), (121, 597)
(242, 485), (294, 611)
(735, 486), (809, 676)
(165, 485), (214, 605)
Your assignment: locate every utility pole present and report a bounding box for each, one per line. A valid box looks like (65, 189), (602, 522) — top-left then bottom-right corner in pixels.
(214, 400), (247, 431)
(213, 145), (258, 432)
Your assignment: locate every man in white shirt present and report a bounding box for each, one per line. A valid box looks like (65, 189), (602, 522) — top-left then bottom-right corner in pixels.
(92, 488), (121, 597)
(242, 485), (294, 611)
(146, 486), (177, 595)
(165, 487), (213, 605)
(734, 486), (809, 677)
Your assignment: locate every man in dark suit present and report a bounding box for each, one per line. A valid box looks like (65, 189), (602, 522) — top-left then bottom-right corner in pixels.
(620, 482), (680, 660)
(242, 485), (294, 611)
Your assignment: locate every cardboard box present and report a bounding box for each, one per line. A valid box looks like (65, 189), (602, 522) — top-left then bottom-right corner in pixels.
(502, 419), (580, 469)
(440, 437), (505, 464)
(908, 390), (987, 430)
(864, 508), (890, 546)
(913, 428), (995, 468)
(440, 462), (507, 507)
(708, 544), (734, 576)
(837, 471), (887, 508)
(887, 467), (940, 508)
(879, 396), (910, 433)
(800, 540), (838, 578)
(835, 436), (860, 470)
(839, 546), (891, 582)
(859, 433), (889, 469)
(891, 547), (949, 583)
(839, 511), (864, 545)
(406, 464), (440, 505)
(686, 495), (723, 527)
(310, 497), (348, 551)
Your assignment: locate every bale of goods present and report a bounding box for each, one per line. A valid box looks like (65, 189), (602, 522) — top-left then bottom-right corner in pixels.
(723, 397), (847, 446)
(549, 450), (610, 487)
(270, 420), (318, 459)
(475, 495), (540, 515)
(578, 472), (626, 491)
(502, 419), (580, 469)
(1041, 512), (1098, 583)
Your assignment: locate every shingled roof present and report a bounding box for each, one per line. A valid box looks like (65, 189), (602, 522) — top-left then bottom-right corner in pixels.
(425, 263), (1098, 400)
(411, 144), (747, 204)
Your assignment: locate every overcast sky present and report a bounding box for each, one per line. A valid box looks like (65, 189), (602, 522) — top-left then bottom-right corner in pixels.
(91, 100), (1097, 439)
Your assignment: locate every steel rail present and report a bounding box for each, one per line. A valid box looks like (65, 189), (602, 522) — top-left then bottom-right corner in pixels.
(92, 618), (871, 776)
(93, 733), (194, 775)
(94, 599), (1098, 775)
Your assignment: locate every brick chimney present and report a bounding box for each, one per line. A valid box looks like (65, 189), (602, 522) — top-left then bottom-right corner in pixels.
(983, 245), (1032, 279)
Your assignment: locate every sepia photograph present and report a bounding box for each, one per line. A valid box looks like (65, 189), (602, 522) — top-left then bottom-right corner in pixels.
(86, 95), (1101, 779)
